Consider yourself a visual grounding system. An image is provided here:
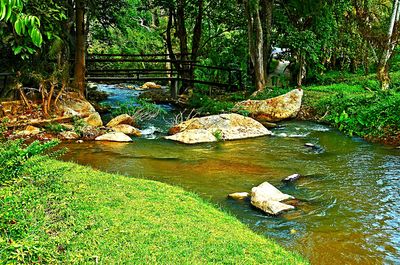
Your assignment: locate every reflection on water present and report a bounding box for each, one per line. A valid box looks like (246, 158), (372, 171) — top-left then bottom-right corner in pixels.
(63, 121), (400, 264)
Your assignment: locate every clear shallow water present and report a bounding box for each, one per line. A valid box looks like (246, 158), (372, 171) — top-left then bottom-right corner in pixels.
(63, 84), (400, 264)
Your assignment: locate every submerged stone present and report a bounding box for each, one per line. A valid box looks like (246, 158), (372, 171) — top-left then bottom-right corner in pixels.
(228, 192), (250, 200)
(282, 174), (302, 183)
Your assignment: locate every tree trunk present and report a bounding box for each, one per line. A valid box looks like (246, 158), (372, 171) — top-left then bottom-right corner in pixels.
(176, 0), (191, 93)
(377, 0), (400, 90)
(243, 0), (266, 92)
(74, 0), (86, 97)
(377, 63), (390, 90)
(296, 53), (306, 87)
(254, 6), (265, 91)
(261, 0), (274, 76)
(189, 0), (204, 84)
(244, 0), (255, 65)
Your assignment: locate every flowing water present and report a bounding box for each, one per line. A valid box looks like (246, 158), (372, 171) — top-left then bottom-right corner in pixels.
(63, 84), (400, 264)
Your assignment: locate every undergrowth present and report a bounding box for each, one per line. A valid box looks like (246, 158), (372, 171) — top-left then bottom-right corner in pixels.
(312, 91), (400, 141)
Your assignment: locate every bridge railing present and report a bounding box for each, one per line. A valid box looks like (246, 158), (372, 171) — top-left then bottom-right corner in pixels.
(85, 53), (243, 92)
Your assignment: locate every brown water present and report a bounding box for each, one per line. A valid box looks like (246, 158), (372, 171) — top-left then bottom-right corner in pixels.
(63, 121), (400, 264)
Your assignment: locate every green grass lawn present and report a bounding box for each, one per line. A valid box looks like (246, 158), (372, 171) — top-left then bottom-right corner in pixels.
(0, 159), (307, 264)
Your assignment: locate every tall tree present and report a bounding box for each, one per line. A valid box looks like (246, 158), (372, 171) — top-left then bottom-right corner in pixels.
(243, 0), (266, 92)
(74, 0), (86, 97)
(377, 0), (400, 90)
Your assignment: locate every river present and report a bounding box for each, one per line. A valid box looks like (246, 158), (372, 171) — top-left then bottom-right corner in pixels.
(63, 84), (400, 264)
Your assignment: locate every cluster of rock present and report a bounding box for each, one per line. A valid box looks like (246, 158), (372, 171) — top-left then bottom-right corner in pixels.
(13, 95), (141, 143)
(12, 87), (304, 144)
(229, 181), (296, 215)
(94, 114), (141, 142)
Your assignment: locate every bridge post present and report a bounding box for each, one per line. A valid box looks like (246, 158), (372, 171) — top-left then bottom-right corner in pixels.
(170, 79), (179, 99)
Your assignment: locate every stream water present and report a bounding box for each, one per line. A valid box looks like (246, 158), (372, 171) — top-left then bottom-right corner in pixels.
(63, 84), (400, 264)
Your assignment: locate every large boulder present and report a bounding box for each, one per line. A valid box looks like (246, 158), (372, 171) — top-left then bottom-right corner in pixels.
(251, 182), (295, 215)
(95, 132), (133, 142)
(140, 82), (162, 90)
(234, 89), (303, 122)
(84, 112), (103, 127)
(112, 124), (142, 137)
(16, 125), (40, 136)
(59, 131), (79, 140)
(59, 93), (97, 117)
(165, 129), (218, 144)
(166, 113), (271, 144)
(106, 114), (134, 128)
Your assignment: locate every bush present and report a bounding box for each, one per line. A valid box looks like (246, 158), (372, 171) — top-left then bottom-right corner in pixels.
(188, 92), (235, 115)
(314, 91), (400, 138)
(0, 139), (63, 186)
(112, 98), (167, 124)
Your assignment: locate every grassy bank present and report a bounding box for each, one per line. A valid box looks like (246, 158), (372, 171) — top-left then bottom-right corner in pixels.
(301, 82), (400, 145)
(0, 156), (307, 264)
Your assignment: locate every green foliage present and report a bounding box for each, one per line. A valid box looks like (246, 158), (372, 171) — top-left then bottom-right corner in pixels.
(112, 98), (167, 124)
(314, 91), (400, 138)
(44, 123), (66, 133)
(188, 91), (235, 115)
(0, 139), (62, 185)
(250, 87), (292, 100)
(72, 117), (86, 136)
(0, 0), (43, 58)
(0, 157), (68, 263)
(0, 118), (9, 139)
(212, 129), (223, 141)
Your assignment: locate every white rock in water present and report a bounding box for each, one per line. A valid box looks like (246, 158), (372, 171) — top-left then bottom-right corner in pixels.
(112, 124), (141, 137)
(251, 181), (295, 215)
(283, 174), (301, 182)
(228, 192), (249, 200)
(166, 113), (271, 144)
(165, 129), (218, 144)
(107, 114), (134, 128)
(95, 132), (133, 142)
(140, 82), (162, 89)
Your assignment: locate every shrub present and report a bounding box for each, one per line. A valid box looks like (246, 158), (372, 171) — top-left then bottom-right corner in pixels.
(45, 123), (66, 133)
(188, 92), (234, 115)
(112, 98), (167, 124)
(0, 139), (63, 186)
(314, 91), (400, 138)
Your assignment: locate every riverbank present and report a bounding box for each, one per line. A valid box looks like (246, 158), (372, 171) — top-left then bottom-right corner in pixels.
(0, 157), (307, 264)
(187, 72), (400, 146)
(299, 84), (400, 146)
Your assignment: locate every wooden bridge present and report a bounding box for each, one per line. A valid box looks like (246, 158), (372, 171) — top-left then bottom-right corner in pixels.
(1, 54), (244, 99)
(85, 53), (243, 95)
